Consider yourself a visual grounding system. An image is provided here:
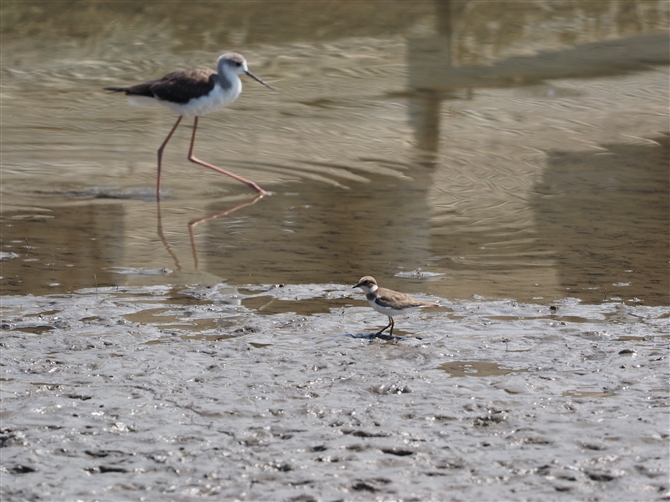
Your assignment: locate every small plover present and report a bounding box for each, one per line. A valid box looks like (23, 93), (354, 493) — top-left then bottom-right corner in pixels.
(353, 276), (438, 339)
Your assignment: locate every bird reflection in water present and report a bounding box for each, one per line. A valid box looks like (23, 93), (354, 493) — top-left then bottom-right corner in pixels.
(156, 193), (265, 270)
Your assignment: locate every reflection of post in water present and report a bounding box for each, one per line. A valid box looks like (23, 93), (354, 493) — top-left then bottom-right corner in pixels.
(407, 0), (669, 158)
(530, 136), (669, 305)
(156, 193), (265, 271)
(407, 0), (453, 158)
(188, 193), (265, 269)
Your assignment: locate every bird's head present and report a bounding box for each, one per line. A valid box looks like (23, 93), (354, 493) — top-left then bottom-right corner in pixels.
(353, 276), (378, 294)
(219, 52), (274, 90)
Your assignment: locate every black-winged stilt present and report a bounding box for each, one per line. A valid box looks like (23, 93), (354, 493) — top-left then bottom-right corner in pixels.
(105, 52), (274, 198)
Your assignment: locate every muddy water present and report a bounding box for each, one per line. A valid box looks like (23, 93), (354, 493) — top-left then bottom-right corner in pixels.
(1, 1), (669, 501)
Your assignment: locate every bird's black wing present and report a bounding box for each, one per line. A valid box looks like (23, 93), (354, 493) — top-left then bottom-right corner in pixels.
(148, 68), (217, 104)
(104, 78), (163, 98)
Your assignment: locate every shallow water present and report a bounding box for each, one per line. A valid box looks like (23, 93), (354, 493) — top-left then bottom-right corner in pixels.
(1, 1), (669, 500)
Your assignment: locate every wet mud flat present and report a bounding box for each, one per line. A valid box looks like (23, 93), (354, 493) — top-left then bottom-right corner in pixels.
(1, 284), (668, 501)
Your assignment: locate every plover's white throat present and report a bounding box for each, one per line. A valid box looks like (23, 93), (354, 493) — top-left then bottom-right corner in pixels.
(105, 52), (274, 198)
(353, 276), (438, 339)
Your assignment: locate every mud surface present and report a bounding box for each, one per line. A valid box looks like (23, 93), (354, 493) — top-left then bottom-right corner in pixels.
(2, 284), (669, 500)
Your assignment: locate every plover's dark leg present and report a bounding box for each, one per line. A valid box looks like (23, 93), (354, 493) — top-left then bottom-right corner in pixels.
(374, 317), (394, 339)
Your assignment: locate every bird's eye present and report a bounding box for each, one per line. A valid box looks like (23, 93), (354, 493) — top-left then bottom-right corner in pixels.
(235, 61), (242, 67)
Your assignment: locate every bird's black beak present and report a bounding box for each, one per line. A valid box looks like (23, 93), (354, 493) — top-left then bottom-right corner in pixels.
(353, 283), (361, 289)
(245, 71), (275, 91)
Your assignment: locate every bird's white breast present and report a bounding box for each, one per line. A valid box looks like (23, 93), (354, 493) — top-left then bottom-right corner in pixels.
(164, 79), (242, 118)
(369, 299), (420, 317)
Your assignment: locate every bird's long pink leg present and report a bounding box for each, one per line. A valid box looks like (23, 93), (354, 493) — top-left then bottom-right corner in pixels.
(157, 115), (183, 198)
(187, 117), (267, 195)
